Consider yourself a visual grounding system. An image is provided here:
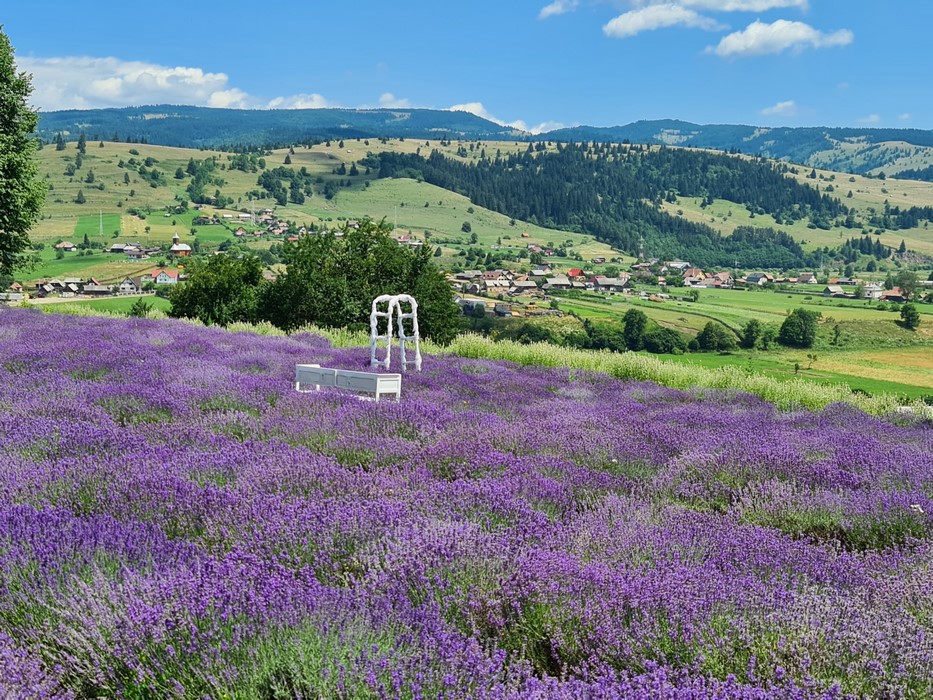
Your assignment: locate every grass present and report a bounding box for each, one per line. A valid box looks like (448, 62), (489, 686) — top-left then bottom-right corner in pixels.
(51, 296), (172, 314)
(550, 285), (933, 396)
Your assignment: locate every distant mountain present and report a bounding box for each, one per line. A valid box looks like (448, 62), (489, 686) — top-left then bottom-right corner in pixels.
(36, 105), (523, 149)
(544, 121), (933, 177)
(37, 107), (933, 178)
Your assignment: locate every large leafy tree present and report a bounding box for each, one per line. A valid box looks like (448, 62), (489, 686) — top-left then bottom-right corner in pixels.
(0, 26), (45, 281)
(778, 308), (821, 348)
(168, 254), (265, 326)
(261, 219), (460, 344)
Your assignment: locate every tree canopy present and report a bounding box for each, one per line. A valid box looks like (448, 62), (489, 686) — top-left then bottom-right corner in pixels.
(168, 255), (265, 326)
(778, 308), (821, 348)
(261, 219), (460, 344)
(0, 26), (45, 280)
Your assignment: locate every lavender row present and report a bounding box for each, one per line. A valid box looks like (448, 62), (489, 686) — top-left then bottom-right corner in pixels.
(0, 308), (930, 698)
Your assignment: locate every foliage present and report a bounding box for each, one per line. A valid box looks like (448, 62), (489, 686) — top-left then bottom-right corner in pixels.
(0, 27), (46, 278)
(261, 219), (460, 344)
(895, 270), (919, 301)
(643, 325), (689, 354)
(739, 319), (763, 349)
(622, 308), (648, 351)
(900, 303), (921, 330)
(168, 254), (265, 326)
(127, 298), (153, 318)
(778, 308), (821, 349)
(696, 321), (737, 352)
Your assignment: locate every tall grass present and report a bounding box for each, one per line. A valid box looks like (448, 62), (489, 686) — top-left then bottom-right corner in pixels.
(445, 334), (929, 417)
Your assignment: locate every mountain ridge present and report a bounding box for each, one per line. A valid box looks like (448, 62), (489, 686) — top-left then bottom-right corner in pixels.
(36, 106), (933, 177)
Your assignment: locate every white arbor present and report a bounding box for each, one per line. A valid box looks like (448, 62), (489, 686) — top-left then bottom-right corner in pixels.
(370, 294), (422, 372)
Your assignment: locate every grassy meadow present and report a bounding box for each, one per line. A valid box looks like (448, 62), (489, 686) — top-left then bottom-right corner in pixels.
(550, 284), (933, 398)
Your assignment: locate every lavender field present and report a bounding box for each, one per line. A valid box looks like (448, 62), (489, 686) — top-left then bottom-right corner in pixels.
(0, 308), (931, 699)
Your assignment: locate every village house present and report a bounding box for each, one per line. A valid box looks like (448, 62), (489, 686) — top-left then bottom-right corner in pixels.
(863, 282), (884, 300)
(594, 276), (632, 293)
(544, 276), (572, 290)
(149, 269), (180, 285)
(118, 277), (143, 293)
(483, 279), (511, 295)
(880, 288), (907, 303)
(54, 241), (77, 252)
(744, 272), (773, 286)
(83, 284), (114, 296)
(510, 280), (539, 295)
(708, 271), (734, 288)
(797, 272), (818, 284)
(823, 285), (846, 297)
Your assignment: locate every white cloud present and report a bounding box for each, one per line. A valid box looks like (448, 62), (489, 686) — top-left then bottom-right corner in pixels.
(680, 0), (807, 10)
(760, 99), (797, 116)
(20, 56), (241, 110)
(708, 19), (853, 57)
(265, 93), (333, 109)
(19, 55), (336, 111)
(448, 102), (538, 132)
(859, 113), (881, 124)
(899, 112), (911, 122)
(378, 92), (412, 109)
(539, 0), (579, 19)
(510, 119), (567, 134)
(604, 4), (725, 39)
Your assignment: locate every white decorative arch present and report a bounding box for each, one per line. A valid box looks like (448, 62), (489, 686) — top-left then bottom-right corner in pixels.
(370, 294), (422, 372)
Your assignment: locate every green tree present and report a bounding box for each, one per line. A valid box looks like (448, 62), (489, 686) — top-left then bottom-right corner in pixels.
(900, 303), (921, 330)
(696, 321), (737, 351)
(0, 27), (46, 279)
(76, 131), (86, 155)
(461, 221), (472, 234)
(168, 254), (265, 326)
(260, 218), (460, 344)
(643, 326), (688, 354)
(895, 269), (919, 300)
(739, 319), (763, 349)
(128, 298), (153, 318)
(778, 308), (821, 348)
(622, 308), (648, 351)
(759, 324), (778, 350)
(74, 189), (86, 204)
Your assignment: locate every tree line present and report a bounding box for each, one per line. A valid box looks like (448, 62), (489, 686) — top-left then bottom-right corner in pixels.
(168, 219), (461, 344)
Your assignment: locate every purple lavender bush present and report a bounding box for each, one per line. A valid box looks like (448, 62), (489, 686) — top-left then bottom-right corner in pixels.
(0, 308), (930, 698)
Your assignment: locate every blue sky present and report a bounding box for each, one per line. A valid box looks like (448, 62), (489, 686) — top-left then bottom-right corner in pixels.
(4, 1), (931, 132)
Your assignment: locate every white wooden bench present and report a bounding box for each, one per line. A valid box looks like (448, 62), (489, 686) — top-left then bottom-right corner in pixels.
(295, 364), (401, 401)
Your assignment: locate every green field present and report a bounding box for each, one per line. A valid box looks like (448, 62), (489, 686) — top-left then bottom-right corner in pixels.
(49, 295), (173, 314)
(551, 284), (933, 396)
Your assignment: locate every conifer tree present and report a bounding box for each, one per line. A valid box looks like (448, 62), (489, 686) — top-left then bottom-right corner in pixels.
(0, 26), (46, 279)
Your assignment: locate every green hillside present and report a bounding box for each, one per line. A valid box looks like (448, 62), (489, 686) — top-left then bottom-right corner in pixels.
(24, 138), (933, 287)
(25, 139), (622, 283)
